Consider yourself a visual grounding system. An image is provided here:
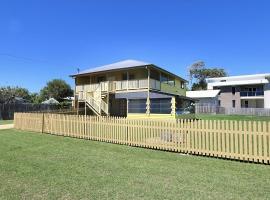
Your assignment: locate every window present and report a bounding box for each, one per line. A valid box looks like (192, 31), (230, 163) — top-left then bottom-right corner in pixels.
(97, 76), (106, 83)
(245, 100), (248, 108)
(232, 100), (236, 108)
(160, 74), (168, 83)
(181, 81), (185, 89)
(122, 73), (127, 80)
(218, 100), (221, 106)
(129, 74), (135, 80)
(150, 99), (171, 114)
(128, 99), (146, 113)
(122, 73), (135, 80)
(232, 87), (236, 95)
(160, 73), (175, 86)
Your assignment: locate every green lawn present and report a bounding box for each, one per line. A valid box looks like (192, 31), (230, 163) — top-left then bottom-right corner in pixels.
(0, 129), (270, 200)
(0, 120), (14, 125)
(196, 114), (270, 121)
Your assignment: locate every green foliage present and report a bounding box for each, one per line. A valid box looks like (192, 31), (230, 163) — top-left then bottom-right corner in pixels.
(189, 61), (228, 90)
(0, 86), (31, 103)
(40, 79), (73, 102)
(0, 79), (73, 104)
(29, 93), (43, 104)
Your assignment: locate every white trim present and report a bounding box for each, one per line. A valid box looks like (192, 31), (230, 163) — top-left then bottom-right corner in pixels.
(240, 96), (264, 100)
(186, 90), (220, 98)
(206, 73), (270, 82)
(207, 79), (269, 89)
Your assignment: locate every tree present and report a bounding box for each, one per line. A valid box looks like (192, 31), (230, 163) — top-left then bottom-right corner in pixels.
(189, 61), (228, 90)
(0, 86), (31, 103)
(29, 93), (43, 104)
(40, 79), (73, 102)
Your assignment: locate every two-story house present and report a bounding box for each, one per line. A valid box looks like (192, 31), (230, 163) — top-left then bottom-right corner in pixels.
(206, 74), (270, 109)
(71, 59), (192, 118)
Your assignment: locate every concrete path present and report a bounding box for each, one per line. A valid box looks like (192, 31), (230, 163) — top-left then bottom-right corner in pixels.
(0, 124), (14, 130)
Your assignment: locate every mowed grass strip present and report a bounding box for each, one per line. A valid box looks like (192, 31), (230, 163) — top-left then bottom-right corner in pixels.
(0, 120), (14, 125)
(196, 114), (270, 121)
(0, 129), (270, 200)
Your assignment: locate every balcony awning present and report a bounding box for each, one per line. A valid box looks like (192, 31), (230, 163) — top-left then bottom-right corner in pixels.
(115, 91), (195, 102)
(115, 91), (173, 99)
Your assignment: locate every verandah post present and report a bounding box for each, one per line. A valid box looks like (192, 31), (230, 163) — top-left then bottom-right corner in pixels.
(146, 66), (150, 116)
(41, 112), (45, 133)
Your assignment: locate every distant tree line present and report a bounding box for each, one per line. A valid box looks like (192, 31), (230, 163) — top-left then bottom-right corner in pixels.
(0, 79), (73, 105)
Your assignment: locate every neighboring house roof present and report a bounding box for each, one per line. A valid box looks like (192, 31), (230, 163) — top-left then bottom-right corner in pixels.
(42, 98), (60, 105)
(206, 73), (270, 82)
(63, 97), (75, 101)
(186, 90), (220, 98)
(14, 97), (29, 103)
(206, 73), (270, 89)
(71, 59), (188, 82)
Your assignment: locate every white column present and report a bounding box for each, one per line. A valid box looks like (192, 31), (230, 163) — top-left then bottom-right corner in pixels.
(264, 83), (270, 108)
(127, 71), (129, 91)
(171, 96), (176, 115)
(147, 67), (150, 115)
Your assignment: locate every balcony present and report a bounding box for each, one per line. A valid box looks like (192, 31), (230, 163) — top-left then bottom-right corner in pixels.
(76, 79), (161, 94)
(240, 91), (264, 97)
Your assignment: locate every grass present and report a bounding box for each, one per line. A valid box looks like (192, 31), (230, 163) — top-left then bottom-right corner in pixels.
(0, 120), (14, 125)
(196, 114), (270, 121)
(0, 129), (270, 200)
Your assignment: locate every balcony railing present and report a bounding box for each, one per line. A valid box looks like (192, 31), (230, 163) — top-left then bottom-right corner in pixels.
(76, 79), (161, 93)
(240, 91), (264, 97)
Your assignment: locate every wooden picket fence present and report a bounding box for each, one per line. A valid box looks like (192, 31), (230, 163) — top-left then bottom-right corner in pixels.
(14, 112), (270, 164)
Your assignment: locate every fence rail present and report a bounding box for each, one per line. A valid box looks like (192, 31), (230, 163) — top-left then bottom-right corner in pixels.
(14, 113), (270, 164)
(0, 103), (64, 120)
(195, 104), (270, 116)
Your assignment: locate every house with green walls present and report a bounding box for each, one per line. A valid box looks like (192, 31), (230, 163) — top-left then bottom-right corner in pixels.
(71, 59), (193, 118)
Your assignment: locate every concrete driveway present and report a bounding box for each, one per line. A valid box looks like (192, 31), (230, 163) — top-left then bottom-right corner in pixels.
(0, 124), (14, 130)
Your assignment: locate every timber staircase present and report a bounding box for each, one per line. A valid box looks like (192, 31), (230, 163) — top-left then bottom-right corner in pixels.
(85, 83), (109, 116)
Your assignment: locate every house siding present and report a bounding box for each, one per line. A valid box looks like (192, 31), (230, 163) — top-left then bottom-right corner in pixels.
(264, 83), (270, 108)
(217, 86), (241, 108)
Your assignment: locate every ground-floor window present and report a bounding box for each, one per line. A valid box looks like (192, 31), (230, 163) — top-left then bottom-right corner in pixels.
(150, 98), (171, 114)
(245, 100), (248, 108)
(128, 99), (147, 113)
(232, 100), (236, 108)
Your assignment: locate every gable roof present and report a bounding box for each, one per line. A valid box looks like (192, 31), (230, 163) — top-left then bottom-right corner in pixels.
(77, 59), (149, 75)
(186, 90), (220, 98)
(42, 98), (60, 105)
(70, 59), (188, 82)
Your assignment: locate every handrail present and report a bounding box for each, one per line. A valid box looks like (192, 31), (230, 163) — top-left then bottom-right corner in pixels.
(85, 83), (109, 115)
(240, 91), (264, 97)
(100, 99), (109, 114)
(86, 96), (101, 115)
(77, 79), (162, 92)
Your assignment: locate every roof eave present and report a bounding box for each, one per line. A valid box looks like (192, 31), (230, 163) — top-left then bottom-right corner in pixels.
(71, 64), (188, 83)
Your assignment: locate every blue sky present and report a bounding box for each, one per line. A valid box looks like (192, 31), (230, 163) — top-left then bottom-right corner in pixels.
(0, 0), (270, 92)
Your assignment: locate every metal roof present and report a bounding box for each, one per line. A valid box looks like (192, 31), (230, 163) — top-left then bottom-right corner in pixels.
(76, 59), (149, 75)
(70, 59), (188, 82)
